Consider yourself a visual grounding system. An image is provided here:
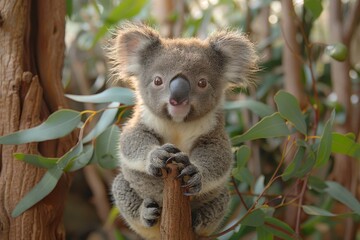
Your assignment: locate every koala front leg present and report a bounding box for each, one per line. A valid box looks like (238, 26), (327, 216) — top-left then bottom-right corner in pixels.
(147, 143), (202, 195)
(192, 187), (230, 236)
(112, 173), (161, 228)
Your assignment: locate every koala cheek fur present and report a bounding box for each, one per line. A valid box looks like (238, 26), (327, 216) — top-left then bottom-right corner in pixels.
(109, 22), (258, 239)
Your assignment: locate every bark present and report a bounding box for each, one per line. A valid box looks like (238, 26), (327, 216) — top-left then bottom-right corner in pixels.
(328, 1), (360, 239)
(281, 0), (306, 108)
(280, 0), (307, 230)
(0, 0), (76, 239)
(160, 164), (196, 240)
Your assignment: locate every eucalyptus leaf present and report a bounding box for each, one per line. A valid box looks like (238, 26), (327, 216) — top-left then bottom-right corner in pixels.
(263, 217), (296, 240)
(224, 100), (274, 118)
(304, 0), (323, 19)
(302, 205), (336, 217)
(0, 109), (81, 144)
(94, 125), (120, 169)
(83, 102), (120, 143)
(241, 209), (265, 227)
(231, 113), (290, 145)
(11, 167), (63, 217)
(67, 145), (94, 172)
(325, 181), (360, 215)
(66, 87), (135, 105)
(257, 226), (274, 240)
(274, 90), (307, 135)
(92, 0), (148, 45)
(331, 132), (360, 159)
(11, 141), (83, 217)
(282, 146), (305, 181)
(232, 167), (254, 186)
(13, 153), (57, 169)
(235, 145), (251, 168)
(316, 111), (335, 167)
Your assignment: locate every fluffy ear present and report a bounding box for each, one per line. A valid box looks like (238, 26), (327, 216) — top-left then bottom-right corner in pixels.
(208, 30), (258, 86)
(108, 22), (160, 82)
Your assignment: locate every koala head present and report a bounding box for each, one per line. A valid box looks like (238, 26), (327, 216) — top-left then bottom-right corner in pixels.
(109, 23), (258, 122)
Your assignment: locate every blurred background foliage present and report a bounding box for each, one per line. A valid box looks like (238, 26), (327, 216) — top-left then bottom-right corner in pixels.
(61, 0), (360, 239)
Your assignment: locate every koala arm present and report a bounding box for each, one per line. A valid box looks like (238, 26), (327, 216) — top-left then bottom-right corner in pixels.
(119, 120), (162, 173)
(190, 129), (233, 194)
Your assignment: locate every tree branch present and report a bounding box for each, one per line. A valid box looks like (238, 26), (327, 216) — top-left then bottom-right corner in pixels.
(344, 0), (360, 45)
(161, 163), (196, 240)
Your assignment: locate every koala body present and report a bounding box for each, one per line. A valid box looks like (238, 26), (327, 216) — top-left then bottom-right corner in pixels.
(110, 23), (257, 240)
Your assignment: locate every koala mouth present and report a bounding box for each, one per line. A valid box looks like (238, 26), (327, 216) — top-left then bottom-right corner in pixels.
(166, 102), (191, 122)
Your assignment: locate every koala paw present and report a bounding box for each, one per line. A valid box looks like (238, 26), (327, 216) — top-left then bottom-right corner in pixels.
(140, 198), (161, 227)
(147, 143), (180, 177)
(178, 163), (202, 196)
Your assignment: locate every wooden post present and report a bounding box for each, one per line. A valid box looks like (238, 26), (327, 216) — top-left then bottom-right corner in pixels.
(160, 164), (196, 240)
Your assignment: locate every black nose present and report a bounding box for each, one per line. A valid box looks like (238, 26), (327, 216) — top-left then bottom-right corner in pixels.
(169, 76), (190, 106)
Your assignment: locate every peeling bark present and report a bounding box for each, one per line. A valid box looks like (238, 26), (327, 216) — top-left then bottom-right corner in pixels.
(0, 1), (76, 239)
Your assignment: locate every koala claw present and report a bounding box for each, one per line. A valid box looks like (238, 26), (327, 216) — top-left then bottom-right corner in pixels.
(179, 165), (202, 195)
(140, 199), (161, 227)
(148, 144), (188, 177)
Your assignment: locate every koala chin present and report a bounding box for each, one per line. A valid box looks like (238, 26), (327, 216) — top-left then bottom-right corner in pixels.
(109, 22), (258, 240)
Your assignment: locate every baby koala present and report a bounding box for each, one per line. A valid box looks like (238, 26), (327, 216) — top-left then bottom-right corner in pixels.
(110, 23), (257, 239)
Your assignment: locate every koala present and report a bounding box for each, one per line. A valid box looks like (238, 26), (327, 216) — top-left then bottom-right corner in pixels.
(109, 23), (257, 240)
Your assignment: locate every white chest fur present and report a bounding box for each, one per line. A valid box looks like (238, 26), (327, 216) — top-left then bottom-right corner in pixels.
(140, 105), (217, 154)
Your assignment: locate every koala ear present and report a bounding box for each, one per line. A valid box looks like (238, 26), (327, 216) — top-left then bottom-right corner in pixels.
(108, 22), (160, 82)
(208, 30), (258, 86)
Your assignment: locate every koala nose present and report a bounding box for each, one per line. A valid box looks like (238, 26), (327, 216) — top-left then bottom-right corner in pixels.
(169, 76), (190, 106)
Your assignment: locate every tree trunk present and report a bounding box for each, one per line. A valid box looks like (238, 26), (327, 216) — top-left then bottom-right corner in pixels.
(281, 0), (306, 108)
(161, 164), (196, 240)
(0, 1), (76, 239)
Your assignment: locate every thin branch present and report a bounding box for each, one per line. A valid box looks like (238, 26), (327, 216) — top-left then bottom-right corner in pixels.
(344, 0), (360, 45)
(231, 176), (249, 210)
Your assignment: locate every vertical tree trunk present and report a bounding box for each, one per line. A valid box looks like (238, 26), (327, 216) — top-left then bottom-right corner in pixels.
(328, 1), (360, 239)
(281, 0), (306, 108)
(161, 164), (196, 240)
(0, 1), (75, 239)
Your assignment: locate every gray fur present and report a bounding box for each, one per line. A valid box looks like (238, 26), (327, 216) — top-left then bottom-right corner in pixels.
(110, 23), (257, 239)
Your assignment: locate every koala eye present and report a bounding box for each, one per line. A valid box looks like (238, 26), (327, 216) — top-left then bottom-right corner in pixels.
(153, 76), (163, 86)
(197, 79), (207, 88)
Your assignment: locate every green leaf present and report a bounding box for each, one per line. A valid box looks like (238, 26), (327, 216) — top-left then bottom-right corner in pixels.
(235, 145), (251, 168)
(242, 209), (265, 227)
(232, 167), (254, 186)
(66, 87), (135, 105)
(11, 167), (63, 217)
(326, 43), (348, 62)
(325, 181), (360, 215)
(316, 111), (335, 166)
(263, 217), (296, 240)
(92, 0), (148, 46)
(231, 113), (290, 145)
(94, 125), (120, 169)
(14, 153), (57, 169)
(67, 145), (94, 172)
(282, 146), (306, 181)
(66, 0), (73, 18)
(274, 90), (307, 135)
(331, 132), (360, 159)
(295, 150), (316, 178)
(11, 141), (83, 217)
(224, 100), (274, 118)
(308, 176), (327, 192)
(0, 109), (81, 144)
(257, 226), (274, 240)
(304, 0), (323, 19)
(83, 102), (120, 143)
(302, 205), (336, 217)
